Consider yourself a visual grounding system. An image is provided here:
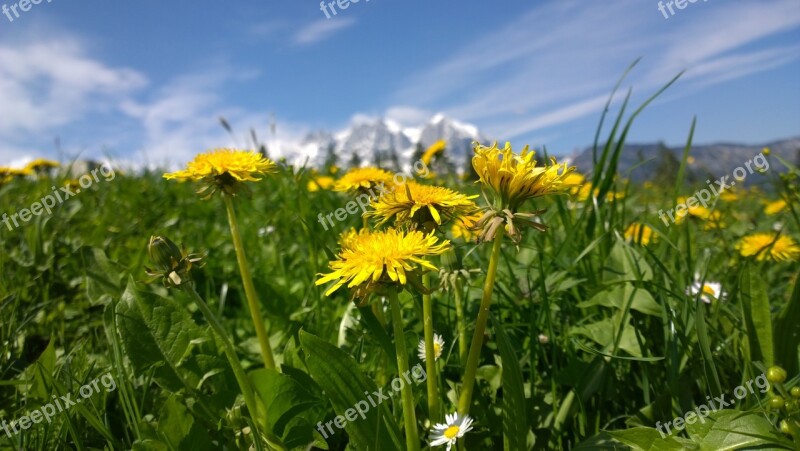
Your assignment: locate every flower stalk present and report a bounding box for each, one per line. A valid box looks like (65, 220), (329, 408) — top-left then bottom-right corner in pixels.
(458, 227), (505, 414)
(453, 278), (468, 364)
(421, 271), (440, 421)
(223, 194), (276, 370)
(181, 283), (265, 446)
(388, 289), (421, 451)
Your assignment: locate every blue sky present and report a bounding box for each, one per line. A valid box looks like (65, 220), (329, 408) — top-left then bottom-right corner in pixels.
(0, 0), (798, 166)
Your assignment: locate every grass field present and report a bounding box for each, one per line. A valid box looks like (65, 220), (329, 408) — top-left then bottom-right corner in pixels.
(2, 85), (800, 451)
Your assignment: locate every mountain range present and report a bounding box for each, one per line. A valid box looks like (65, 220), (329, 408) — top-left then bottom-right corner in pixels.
(271, 113), (799, 184)
(270, 114), (486, 171)
(571, 138), (800, 185)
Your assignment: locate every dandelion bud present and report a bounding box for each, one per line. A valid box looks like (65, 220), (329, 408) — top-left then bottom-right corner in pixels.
(148, 236), (183, 272)
(145, 236), (205, 288)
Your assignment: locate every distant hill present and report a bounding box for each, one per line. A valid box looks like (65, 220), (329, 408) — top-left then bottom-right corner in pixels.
(570, 137), (800, 185)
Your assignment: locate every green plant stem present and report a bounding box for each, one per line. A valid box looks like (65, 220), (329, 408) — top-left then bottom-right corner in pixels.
(553, 389), (576, 431)
(223, 194), (276, 370)
(421, 272), (440, 421)
(182, 284), (262, 442)
(458, 228), (504, 414)
(388, 289), (420, 451)
(453, 278), (468, 364)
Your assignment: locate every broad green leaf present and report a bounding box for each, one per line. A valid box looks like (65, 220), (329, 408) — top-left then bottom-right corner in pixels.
(250, 367), (328, 449)
(603, 239), (653, 283)
(493, 316), (529, 451)
(578, 283), (661, 316)
(607, 427), (692, 451)
(357, 306), (397, 372)
(300, 331), (403, 451)
(685, 410), (793, 450)
(157, 394), (213, 451)
(81, 247), (124, 306)
(26, 337), (55, 402)
(115, 278), (201, 392)
(774, 270), (800, 375)
(740, 266), (774, 367)
(131, 439), (169, 451)
(571, 318), (642, 357)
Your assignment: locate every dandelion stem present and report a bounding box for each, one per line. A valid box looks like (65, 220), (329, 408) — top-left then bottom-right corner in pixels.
(453, 278), (468, 365)
(223, 194), (276, 370)
(421, 271), (440, 421)
(388, 289), (421, 451)
(181, 284), (263, 445)
(458, 228), (505, 414)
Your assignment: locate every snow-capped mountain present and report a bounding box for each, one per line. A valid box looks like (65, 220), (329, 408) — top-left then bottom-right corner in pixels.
(270, 114), (487, 171)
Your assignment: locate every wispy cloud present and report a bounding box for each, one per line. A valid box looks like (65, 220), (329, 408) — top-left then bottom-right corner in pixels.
(393, 0), (800, 140)
(294, 17), (356, 45)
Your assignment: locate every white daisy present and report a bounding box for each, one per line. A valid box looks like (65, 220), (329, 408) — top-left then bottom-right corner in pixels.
(687, 278), (724, 304)
(418, 333), (445, 362)
(430, 412), (474, 450)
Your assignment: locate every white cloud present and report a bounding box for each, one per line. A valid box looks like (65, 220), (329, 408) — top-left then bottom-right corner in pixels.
(0, 38), (146, 134)
(385, 106), (432, 127)
(294, 17), (356, 45)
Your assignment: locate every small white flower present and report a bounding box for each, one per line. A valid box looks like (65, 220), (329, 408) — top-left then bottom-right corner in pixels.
(418, 333), (445, 362)
(537, 333), (549, 344)
(687, 278), (724, 304)
(430, 412), (474, 450)
(257, 226), (275, 237)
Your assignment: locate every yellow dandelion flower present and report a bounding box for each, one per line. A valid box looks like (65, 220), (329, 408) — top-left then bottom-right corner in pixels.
(307, 175), (335, 192)
(573, 182), (625, 203)
(451, 212), (482, 241)
(333, 167), (395, 194)
(765, 199), (788, 215)
(702, 210), (725, 230)
(24, 158), (60, 172)
(564, 172), (587, 198)
(316, 228), (450, 297)
(368, 181), (478, 231)
(163, 149), (276, 197)
(472, 142), (575, 211)
(0, 166), (32, 184)
(624, 223), (657, 246)
(719, 189), (741, 202)
(0, 166), (32, 177)
(564, 172), (585, 187)
(672, 198), (720, 225)
(736, 233), (800, 262)
(421, 140), (447, 166)
(337, 228), (365, 250)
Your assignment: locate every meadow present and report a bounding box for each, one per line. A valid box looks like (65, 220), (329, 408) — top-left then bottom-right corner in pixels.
(1, 82), (800, 451)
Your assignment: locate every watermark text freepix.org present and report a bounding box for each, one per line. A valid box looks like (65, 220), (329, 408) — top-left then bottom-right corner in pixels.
(2, 0), (53, 23)
(2, 164), (116, 231)
(658, 152), (768, 226)
(1, 373), (117, 438)
(320, 0), (369, 19)
(658, 0), (708, 19)
(656, 373), (769, 438)
(316, 363), (426, 438)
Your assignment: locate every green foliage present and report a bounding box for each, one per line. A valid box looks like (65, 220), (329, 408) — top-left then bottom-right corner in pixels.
(1, 72), (798, 450)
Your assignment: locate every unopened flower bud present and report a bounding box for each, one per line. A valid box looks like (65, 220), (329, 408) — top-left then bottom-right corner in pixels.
(148, 236), (183, 272)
